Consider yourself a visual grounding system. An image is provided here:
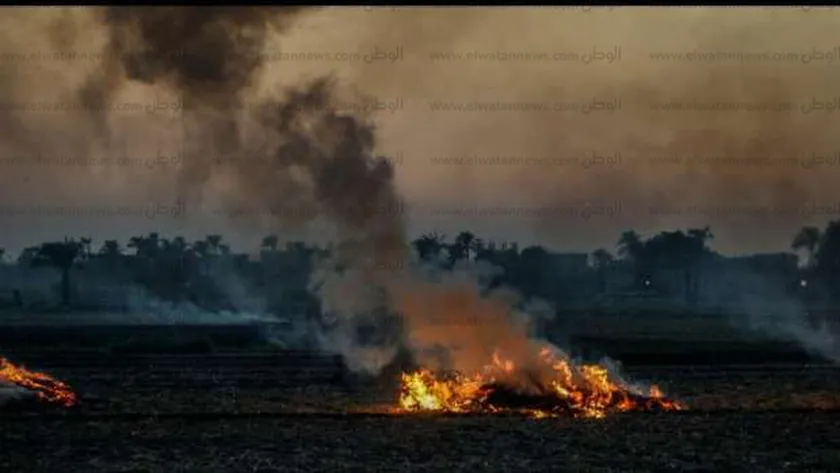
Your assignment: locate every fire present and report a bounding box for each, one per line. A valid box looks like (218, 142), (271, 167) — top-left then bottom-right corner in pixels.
(397, 347), (683, 419)
(0, 357), (78, 408)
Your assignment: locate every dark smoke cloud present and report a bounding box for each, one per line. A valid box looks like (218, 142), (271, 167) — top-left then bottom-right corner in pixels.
(83, 8), (413, 357)
(84, 7), (407, 269)
(81, 7), (305, 109)
(78, 6), (308, 198)
(96, 8), (458, 377)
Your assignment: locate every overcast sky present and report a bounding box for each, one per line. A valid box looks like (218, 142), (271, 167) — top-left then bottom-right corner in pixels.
(1, 7), (839, 256)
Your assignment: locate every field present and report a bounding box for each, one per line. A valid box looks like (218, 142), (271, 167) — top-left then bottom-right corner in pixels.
(3, 348), (840, 472)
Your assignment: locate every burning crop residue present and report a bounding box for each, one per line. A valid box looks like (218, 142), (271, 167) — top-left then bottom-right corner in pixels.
(397, 347), (683, 419)
(0, 357), (78, 408)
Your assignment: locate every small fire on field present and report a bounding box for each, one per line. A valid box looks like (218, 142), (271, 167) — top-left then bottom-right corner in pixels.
(396, 346), (684, 419)
(0, 357), (78, 408)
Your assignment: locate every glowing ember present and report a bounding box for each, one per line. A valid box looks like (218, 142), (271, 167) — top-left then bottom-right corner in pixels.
(397, 347), (684, 419)
(0, 357), (78, 408)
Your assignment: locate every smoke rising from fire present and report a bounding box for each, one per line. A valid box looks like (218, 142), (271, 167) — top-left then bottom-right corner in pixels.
(67, 6), (426, 372)
(84, 7), (407, 269)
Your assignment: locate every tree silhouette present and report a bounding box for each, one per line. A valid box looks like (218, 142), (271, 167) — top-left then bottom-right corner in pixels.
(614, 227), (715, 299)
(128, 233), (161, 259)
(5, 221), (833, 316)
(98, 240), (122, 257)
(97, 239), (123, 273)
(126, 233), (166, 295)
(156, 235), (196, 302)
(449, 231), (478, 264)
(412, 232), (446, 261)
(33, 239), (83, 306)
(630, 228), (715, 302)
(261, 235), (279, 252)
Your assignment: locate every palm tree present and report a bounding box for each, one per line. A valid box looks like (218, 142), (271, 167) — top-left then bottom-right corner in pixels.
(97, 240), (123, 270)
(127, 236), (144, 255)
(146, 233), (161, 255)
(98, 240), (122, 257)
(412, 232), (446, 261)
(127, 233), (161, 259)
(261, 235), (279, 252)
(155, 235), (195, 302)
(450, 231), (479, 263)
(33, 238), (83, 306)
(792, 226), (821, 268)
(126, 233), (164, 292)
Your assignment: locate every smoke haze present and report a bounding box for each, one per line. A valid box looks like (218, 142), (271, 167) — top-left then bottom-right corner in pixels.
(1, 7), (839, 254)
(2, 7), (840, 369)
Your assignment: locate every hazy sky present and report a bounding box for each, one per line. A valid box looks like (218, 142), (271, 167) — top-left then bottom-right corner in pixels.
(1, 6), (840, 256)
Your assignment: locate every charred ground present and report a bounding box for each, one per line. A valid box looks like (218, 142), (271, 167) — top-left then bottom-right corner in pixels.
(2, 350), (840, 472)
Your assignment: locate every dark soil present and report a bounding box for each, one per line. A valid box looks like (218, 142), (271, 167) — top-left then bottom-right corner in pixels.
(0, 323), (826, 365)
(2, 353), (840, 472)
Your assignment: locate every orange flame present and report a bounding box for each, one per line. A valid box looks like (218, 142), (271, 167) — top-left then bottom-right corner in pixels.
(397, 347), (684, 419)
(0, 357), (78, 407)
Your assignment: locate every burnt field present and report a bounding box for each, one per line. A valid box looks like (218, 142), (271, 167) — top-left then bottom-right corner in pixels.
(2, 351), (840, 472)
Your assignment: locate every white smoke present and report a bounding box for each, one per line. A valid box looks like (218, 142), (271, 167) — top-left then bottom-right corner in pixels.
(306, 248), (563, 376)
(730, 292), (839, 362)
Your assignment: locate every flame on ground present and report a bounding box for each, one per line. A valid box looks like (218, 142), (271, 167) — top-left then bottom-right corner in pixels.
(397, 347), (684, 419)
(0, 357), (78, 408)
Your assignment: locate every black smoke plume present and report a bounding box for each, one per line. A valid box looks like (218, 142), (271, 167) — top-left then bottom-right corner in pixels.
(82, 7), (406, 267)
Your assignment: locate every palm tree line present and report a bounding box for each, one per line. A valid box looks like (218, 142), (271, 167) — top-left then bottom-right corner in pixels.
(2, 221), (840, 310)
